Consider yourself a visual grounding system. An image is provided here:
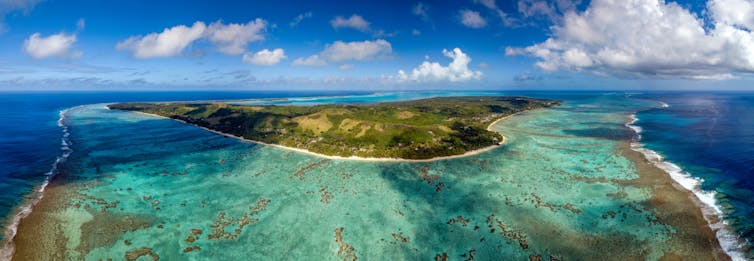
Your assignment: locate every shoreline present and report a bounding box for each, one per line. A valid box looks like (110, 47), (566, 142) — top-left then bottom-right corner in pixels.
(0, 106), (77, 260)
(5, 101), (739, 259)
(128, 109), (521, 163)
(623, 113), (739, 260)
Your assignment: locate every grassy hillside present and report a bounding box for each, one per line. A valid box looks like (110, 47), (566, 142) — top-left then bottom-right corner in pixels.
(109, 96), (560, 159)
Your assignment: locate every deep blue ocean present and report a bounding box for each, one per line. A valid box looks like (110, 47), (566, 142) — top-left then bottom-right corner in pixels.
(634, 92), (754, 249)
(1, 90), (753, 255)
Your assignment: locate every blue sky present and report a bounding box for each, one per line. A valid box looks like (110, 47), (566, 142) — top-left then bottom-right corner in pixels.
(1, 0), (754, 90)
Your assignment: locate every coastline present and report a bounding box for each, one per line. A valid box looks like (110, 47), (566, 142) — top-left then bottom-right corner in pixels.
(0, 106), (76, 260)
(127, 109), (520, 163)
(623, 113), (739, 260)
(4, 101), (741, 259)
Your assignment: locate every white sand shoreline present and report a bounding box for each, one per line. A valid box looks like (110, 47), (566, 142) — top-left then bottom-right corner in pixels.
(125, 108), (524, 163)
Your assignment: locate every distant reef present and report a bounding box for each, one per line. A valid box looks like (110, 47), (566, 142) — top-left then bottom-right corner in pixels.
(109, 96), (561, 160)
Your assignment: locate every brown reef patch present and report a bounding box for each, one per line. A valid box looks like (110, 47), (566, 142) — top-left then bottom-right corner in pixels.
(419, 165), (440, 184)
(207, 198), (269, 240)
(461, 249), (476, 261)
(334, 227), (357, 261)
(485, 214), (528, 250)
(125, 247), (159, 261)
(435, 182), (445, 192)
(447, 215), (470, 226)
(391, 232), (409, 243)
(319, 186), (332, 204)
(561, 203), (582, 214)
(291, 159), (330, 180)
(77, 211), (154, 256)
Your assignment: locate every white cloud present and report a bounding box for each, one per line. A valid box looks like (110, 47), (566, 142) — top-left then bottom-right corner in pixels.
(206, 19), (267, 55)
(412, 29), (421, 36)
(518, 0), (556, 19)
(292, 39), (392, 66)
(507, 0), (754, 79)
(397, 48), (482, 82)
(321, 39), (392, 61)
(290, 12), (312, 27)
(291, 55), (327, 66)
(708, 0), (754, 30)
(23, 32), (81, 59)
(116, 21), (206, 58)
(242, 48), (286, 66)
(459, 10), (487, 28)
(116, 19), (267, 58)
(330, 14), (370, 32)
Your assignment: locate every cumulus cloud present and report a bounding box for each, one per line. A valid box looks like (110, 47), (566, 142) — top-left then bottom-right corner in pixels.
(506, 0), (754, 79)
(206, 19), (267, 55)
(397, 48), (482, 82)
(708, 0), (754, 30)
(116, 19), (267, 58)
(116, 21), (206, 58)
(330, 14), (370, 32)
(23, 32), (81, 59)
(290, 12), (312, 27)
(242, 48), (286, 66)
(292, 39), (392, 66)
(459, 10), (487, 28)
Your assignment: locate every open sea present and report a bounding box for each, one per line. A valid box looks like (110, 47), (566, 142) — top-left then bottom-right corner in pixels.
(0, 90), (752, 259)
(633, 92), (754, 255)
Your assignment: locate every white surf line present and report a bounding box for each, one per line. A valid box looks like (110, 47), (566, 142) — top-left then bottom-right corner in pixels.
(625, 108), (746, 261)
(0, 105), (80, 260)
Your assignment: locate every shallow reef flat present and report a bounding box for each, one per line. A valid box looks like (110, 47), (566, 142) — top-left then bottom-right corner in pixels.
(11, 95), (724, 260)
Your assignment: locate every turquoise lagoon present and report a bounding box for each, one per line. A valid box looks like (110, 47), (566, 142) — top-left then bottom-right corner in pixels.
(11, 93), (722, 260)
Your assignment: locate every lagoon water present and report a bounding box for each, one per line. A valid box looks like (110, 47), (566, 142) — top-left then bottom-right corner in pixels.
(1, 91), (752, 259)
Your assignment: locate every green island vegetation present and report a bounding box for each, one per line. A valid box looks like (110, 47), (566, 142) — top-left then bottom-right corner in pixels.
(108, 96), (560, 159)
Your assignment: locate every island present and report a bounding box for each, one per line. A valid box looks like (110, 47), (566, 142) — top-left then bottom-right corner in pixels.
(108, 96), (560, 160)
